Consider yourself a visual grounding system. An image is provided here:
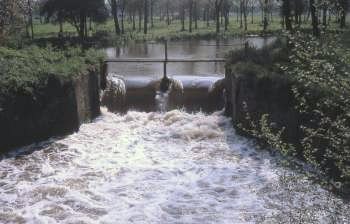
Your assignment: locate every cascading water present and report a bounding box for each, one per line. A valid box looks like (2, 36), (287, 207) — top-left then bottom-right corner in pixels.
(101, 73), (127, 112)
(101, 73), (225, 113)
(0, 109), (349, 223)
(156, 77), (184, 112)
(155, 91), (169, 112)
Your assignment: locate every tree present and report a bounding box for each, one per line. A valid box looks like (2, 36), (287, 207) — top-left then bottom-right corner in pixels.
(26, 0), (34, 39)
(166, 0), (171, 25)
(150, 0), (154, 28)
(242, 0), (249, 31)
(339, 0), (347, 28)
(215, 0), (224, 33)
(0, 0), (24, 42)
(109, 0), (121, 35)
(120, 0), (126, 34)
(309, 0), (319, 36)
(144, 0), (148, 34)
(41, 0), (108, 41)
(223, 0), (231, 31)
(180, 0), (186, 31)
(262, 0), (269, 31)
(281, 0), (292, 31)
(189, 0), (194, 32)
(294, 0), (304, 26)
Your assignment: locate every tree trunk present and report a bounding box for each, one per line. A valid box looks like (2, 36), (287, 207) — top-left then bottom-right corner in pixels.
(166, 0), (170, 25)
(121, 3), (125, 34)
(58, 10), (63, 36)
(189, 0), (193, 33)
(215, 0), (222, 33)
(263, 0), (268, 31)
(283, 0), (292, 31)
(144, 0), (148, 34)
(240, 0), (243, 28)
(84, 15), (88, 38)
(207, 8), (210, 27)
(194, 1), (198, 29)
(225, 8), (229, 31)
(243, 1), (247, 31)
(111, 0), (121, 35)
(322, 5), (327, 28)
(310, 0), (319, 36)
(340, 0), (347, 28)
(150, 0), (154, 28)
(181, 4), (185, 31)
(79, 10), (86, 41)
(138, 7), (142, 32)
(27, 0), (34, 39)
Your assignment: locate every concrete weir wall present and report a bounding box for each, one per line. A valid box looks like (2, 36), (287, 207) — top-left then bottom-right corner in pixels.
(224, 67), (302, 146)
(0, 70), (100, 153)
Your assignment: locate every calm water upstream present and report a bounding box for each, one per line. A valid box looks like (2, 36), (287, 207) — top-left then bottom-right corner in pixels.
(106, 37), (274, 77)
(0, 39), (349, 223)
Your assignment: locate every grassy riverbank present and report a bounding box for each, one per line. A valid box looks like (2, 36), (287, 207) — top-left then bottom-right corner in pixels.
(0, 46), (105, 151)
(0, 46), (105, 98)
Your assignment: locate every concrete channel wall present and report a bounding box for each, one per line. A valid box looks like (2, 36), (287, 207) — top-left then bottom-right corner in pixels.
(0, 70), (101, 153)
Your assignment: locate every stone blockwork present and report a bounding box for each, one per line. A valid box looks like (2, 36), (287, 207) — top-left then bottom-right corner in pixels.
(0, 70), (101, 152)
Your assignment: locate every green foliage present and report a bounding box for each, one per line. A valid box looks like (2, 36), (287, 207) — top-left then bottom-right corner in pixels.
(229, 34), (350, 194)
(0, 46), (105, 97)
(226, 38), (288, 74)
(283, 32), (350, 190)
(238, 103), (297, 158)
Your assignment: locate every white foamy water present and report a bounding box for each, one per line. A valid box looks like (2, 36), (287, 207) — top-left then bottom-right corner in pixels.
(0, 109), (349, 224)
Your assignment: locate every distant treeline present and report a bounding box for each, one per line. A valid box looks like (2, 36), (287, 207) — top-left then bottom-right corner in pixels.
(0, 0), (348, 43)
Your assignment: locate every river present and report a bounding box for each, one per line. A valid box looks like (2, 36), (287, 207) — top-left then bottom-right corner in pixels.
(105, 37), (274, 77)
(1, 109), (349, 223)
(0, 38), (349, 224)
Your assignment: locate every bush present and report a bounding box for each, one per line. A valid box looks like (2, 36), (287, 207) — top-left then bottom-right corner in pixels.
(226, 38), (288, 71)
(0, 46), (105, 97)
(283, 33), (350, 192)
(228, 34), (350, 195)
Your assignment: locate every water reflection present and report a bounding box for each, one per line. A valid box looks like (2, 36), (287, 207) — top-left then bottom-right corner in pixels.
(106, 37), (274, 78)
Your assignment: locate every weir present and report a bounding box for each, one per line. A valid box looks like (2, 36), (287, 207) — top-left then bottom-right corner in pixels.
(1, 39), (349, 223)
(102, 41), (226, 113)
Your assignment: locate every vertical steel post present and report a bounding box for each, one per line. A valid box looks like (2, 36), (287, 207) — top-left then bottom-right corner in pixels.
(163, 40), (168, 79)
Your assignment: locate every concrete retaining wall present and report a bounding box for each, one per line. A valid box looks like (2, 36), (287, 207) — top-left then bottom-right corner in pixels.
(0, 70), (101, 153)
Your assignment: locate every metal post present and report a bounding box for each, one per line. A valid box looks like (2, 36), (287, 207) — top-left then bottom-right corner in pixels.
(163, 40), (168, 79)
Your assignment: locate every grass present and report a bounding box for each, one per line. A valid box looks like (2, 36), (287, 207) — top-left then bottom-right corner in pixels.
(0, 46), (105, 97)
(32, 15), (350, 41)
(29, 16), (285, 47)
(27, 15), (350, 49)
(33, 16), (281, 38)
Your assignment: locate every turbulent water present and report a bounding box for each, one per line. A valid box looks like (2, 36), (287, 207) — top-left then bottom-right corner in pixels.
(0, 109), (349, 224)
